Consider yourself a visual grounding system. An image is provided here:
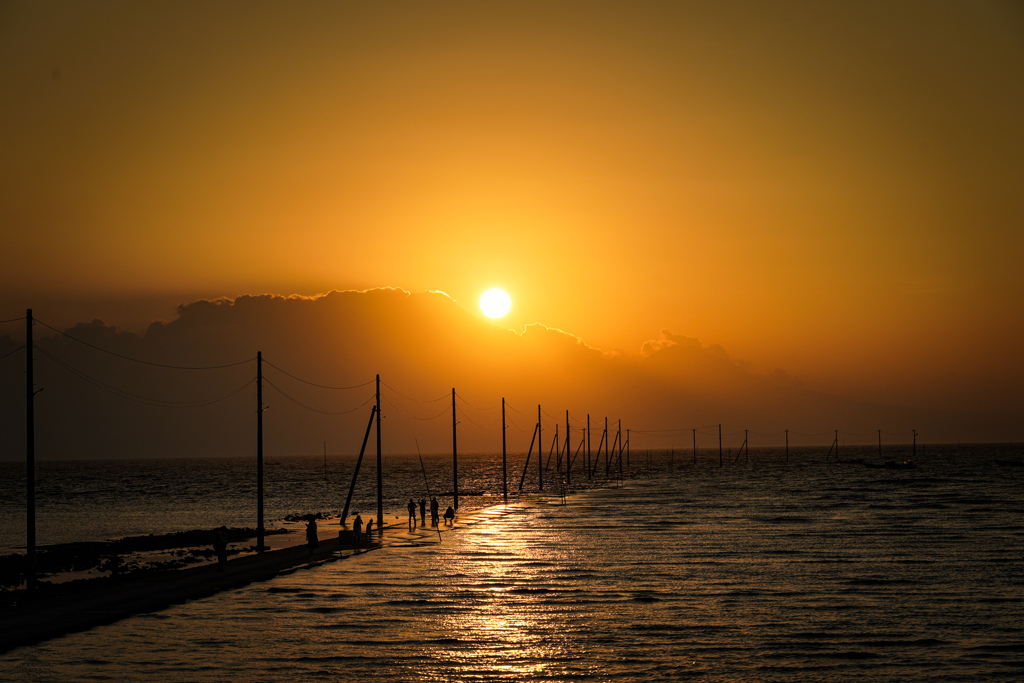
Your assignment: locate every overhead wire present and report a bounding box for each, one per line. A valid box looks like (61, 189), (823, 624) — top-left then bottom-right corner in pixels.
(261, 358), (373, 390)
(381, 380), (449, 403)
(453, 391), (496, 411)
(35, 346), (256, 408)
(35, 319), (253, 370)
(0, 316), (26, 325)
(380, 394), (450, 421)
(0, 345), (25, 362)
(262, 377), (376, 415)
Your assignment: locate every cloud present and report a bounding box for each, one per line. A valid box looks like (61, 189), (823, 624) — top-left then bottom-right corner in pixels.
(0, 289), (1018, 462)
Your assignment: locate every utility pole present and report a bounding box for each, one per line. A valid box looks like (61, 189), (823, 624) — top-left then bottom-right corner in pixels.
(26, 310), (36, 589)
(565, 410), (571, 485)
(537, 405), (542, 492)
(719, 424), (723, 467)
(586, 414), (591, 479)
(617, 419), (622, 471)
(502, 398), (508, 505)
(453, 389), (459, 510)
(598, 417), (606, 475)
(376, 374), (382, 530)
(618, 430), (626, 473)
(257, 351), (264, 553)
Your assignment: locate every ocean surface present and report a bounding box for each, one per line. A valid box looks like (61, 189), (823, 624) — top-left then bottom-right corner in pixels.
(1, 443), (1023, 681)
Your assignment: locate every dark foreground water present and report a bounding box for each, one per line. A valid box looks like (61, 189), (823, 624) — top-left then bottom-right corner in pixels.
(1, 444), (1022, 681)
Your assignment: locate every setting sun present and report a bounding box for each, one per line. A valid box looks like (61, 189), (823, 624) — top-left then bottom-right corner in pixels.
(479, 288), (511, 319)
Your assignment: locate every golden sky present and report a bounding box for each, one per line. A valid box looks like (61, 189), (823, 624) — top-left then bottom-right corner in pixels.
(2, 1), (1023, 418)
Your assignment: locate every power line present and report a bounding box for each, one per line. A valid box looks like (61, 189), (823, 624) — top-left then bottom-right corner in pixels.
(454, 391), (497, 411)
(379, 394), (450, 421)
(36, 346), (256, 408)
(0, 316), (26, 325)
(35, 319), (253, 370)
(262, 377), (376, 415)
(0, 345), (25, 362)
(381, 381), (448, 403)
(261, 358), (373, 390)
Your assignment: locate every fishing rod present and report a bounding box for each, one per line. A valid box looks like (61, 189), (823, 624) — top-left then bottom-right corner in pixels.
(416, 439), (443, 543)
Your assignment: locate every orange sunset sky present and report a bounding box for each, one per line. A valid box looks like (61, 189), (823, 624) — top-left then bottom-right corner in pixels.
(2, 1), (1022, 432)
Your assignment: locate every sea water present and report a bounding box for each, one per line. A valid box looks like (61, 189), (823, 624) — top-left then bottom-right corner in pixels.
(1, 444), (1022, 681)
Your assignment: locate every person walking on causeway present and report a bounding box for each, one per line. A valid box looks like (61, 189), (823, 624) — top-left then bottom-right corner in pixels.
(408, 499), (417, 528)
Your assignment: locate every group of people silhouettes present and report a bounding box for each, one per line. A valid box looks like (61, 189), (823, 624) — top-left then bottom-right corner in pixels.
(408, 496), (455, 528)
(344, 496), (454, 546)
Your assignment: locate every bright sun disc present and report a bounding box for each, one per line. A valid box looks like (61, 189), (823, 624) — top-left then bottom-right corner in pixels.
(479, 288), (511, 319)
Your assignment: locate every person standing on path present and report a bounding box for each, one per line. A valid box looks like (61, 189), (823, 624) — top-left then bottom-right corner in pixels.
(408, 499), (417, 528)
(419, 498), (427, 526)
(306, 517), (319, 555)
(352, 514), (363, 546)
(430, 496), (440, 527)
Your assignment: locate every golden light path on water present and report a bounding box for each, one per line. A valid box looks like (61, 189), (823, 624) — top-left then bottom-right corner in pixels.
(3, 445), (1023, 681)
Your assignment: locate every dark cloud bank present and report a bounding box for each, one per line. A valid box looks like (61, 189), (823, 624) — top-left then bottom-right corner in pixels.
(0, 289), (1018, 461)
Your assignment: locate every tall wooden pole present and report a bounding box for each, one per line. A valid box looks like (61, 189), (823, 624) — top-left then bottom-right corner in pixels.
(26, 310), (36, 588)
(586, 414), (591, 479)
(598, 417), (606, 475)
(618, 430), (626, 473)
(565, 410), (571, 485)
(452, 389), (459, 509)
(502, 398), (508, 505)
(617, 419), (622, 470)
(341, 406), (377, 526)
(257, 351), (264, 553)
(376, 374), (383, 529)
(718, 423), (723, 467)
(537, 405), (543, 492)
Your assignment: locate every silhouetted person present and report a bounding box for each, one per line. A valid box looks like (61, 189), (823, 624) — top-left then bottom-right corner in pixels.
(408, 499), (417, 528)
(419, 498), (427, 526)
(306, 517), (319, 555)
(365, 518), (374, 541)
(213, 528), (228, 571)
(353, 514), (363, 545)
(444, 505), (455, 525)
(430, 496), (440, 526)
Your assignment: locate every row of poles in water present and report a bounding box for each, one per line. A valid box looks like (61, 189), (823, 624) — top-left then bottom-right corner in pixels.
(14, 309), (922, 589)
(15, 310), (634, 589)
